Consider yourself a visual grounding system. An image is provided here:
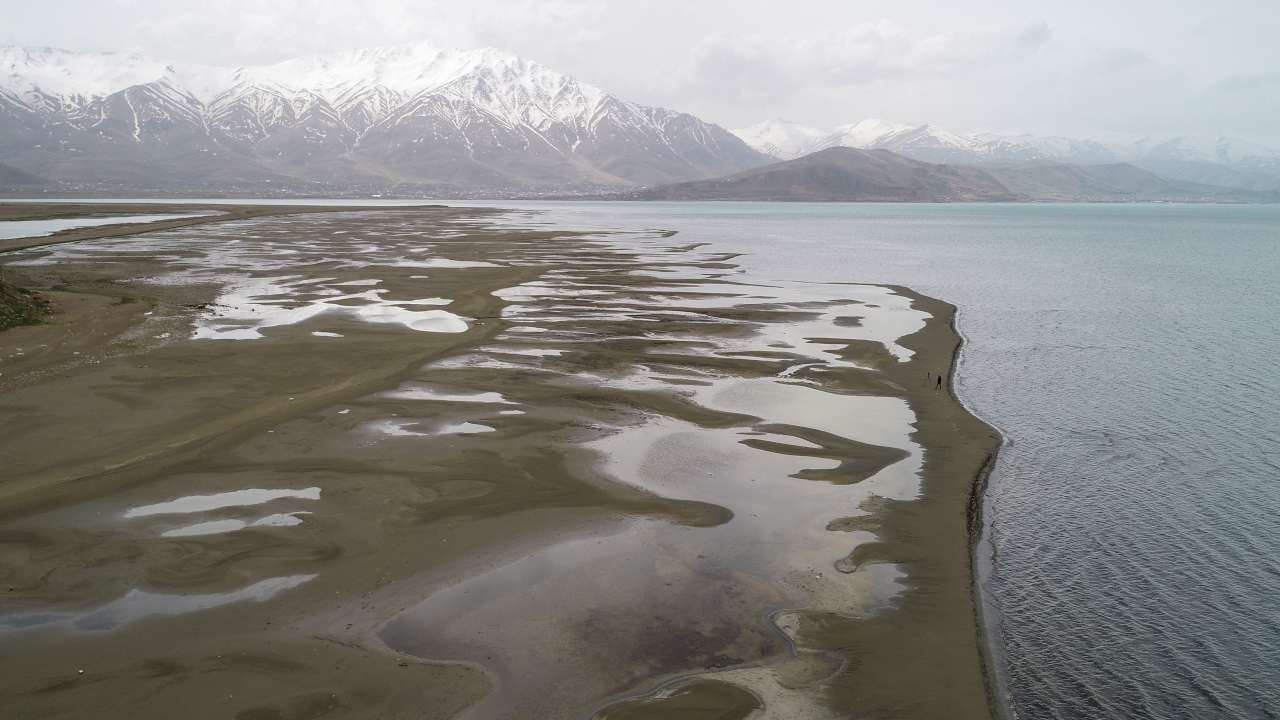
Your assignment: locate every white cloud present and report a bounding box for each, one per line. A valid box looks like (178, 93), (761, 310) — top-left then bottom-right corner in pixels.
(1, 0), (1276, 143)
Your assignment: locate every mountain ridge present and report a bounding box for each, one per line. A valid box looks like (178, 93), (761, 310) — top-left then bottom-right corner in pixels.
(732, 118), (1280, 191)
(633, 147), (1019, 201)
(0, 44), (768, 191)
(630, 147), (1278, 203)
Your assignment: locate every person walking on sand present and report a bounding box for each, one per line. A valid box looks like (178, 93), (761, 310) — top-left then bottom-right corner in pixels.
(936, 375), (943, 391)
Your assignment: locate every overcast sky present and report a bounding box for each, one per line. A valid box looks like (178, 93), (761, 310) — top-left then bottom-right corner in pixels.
(6, 0), (1279, 142)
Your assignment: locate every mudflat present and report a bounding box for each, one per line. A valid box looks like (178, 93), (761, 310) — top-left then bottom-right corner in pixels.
(0, 203), (426, 254)
(0, 204), (999, 719)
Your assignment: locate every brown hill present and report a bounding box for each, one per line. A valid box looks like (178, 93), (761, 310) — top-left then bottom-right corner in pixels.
(634, 147), (1018, 201)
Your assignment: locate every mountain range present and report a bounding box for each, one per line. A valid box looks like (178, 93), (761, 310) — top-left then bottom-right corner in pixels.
(3, 44), (1277, 201)
(733, 119), (1280, 192)
(636, 148), (1016, 202)
(633, 147), (1278, 203)
(0, 45), (765, 192)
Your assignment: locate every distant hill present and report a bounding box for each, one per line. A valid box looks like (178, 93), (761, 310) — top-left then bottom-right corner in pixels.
(630, 148), (1278, 202)
(633, 147), (1019, 201)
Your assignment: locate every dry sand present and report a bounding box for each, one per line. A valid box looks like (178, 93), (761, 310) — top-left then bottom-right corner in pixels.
(0, 204), (1000, 719)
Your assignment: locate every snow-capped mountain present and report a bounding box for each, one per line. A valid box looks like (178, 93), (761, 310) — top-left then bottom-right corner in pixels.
(1132, 135), (1277, 165)
(1123, 136), (1280, 191)
(0, 44), (767, 190)
(731, 119), (825, 160)
(967, 133), (1120, 165)
(801, 118), (1121, 165)
(812, 119), (915, 151)
(735, 117), (1111, 165)
(814, 120), (982, 164)
(733, 117), (1280, 190)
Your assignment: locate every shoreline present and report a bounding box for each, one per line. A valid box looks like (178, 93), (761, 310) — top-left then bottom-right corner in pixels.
(0, 203), (1002, 719)
(796, 285), (1003, 720)
(950, 308), (1014, 720)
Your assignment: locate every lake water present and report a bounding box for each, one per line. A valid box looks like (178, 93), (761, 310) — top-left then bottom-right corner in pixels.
(478, 201), (1280, 720)
(12, 199), (1279, 718)
(0, 212), (213, 240)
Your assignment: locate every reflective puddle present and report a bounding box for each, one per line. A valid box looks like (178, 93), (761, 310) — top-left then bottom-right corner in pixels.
(0, 575), (317, 633)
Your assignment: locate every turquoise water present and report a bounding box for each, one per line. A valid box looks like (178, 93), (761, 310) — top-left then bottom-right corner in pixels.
(483, 201), (1280, 719)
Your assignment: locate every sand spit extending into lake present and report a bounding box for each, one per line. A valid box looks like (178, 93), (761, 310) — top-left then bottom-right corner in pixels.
(0, 204), (999, 720)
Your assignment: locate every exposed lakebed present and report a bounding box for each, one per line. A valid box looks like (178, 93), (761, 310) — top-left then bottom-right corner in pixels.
(0, 206), (994, 719)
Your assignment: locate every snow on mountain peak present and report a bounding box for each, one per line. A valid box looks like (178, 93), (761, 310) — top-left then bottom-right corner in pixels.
(1137, 135), (1280, 164)
(1, 45), (170, 104)
(0, 43), (766, 190)
(0, 43), (609, 124)
(739, 117), (1127, 165)
(827, 118), (918, 147)
(732, 118), (824, 159)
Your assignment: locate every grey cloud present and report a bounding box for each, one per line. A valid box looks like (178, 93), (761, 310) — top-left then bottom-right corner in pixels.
(671, 20), (1053, 112)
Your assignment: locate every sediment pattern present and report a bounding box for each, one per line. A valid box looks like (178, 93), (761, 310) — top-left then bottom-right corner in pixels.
(0, 207), (997, 719)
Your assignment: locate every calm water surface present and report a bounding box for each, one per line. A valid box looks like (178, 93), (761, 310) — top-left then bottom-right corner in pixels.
(0, 213), (212, 240)
(486, 201), (1280, 720)
(20, 199), (1279, 718)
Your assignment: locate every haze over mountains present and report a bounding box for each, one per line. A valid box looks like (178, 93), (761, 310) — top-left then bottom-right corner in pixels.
(2, 43), (1277, 201)
(638, 148), (1016, 202)
(733, 119), (1280, 192)
(0, 45), (765, 193)
(634, 147), (1279, 203)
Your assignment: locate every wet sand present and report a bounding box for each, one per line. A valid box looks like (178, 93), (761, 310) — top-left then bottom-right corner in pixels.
(0, 204), (999, 719)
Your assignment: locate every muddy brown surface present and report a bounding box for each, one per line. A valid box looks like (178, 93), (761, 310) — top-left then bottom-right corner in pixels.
(0, 204), (999, 720)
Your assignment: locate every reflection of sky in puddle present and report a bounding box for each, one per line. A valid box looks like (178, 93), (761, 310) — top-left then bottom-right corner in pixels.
(380, 241), (931, 715)
(428, 354), (537, 371)
(439, 422), (495, 434)
(5, 220), (496, 340)
(704, 378), (923, 499)
(383, 379), (922, 716)
(11, 214), (936, 713)
(386, 258), (499, 269)
(743, 430), (825, 451)
(160, 512), (309, 537)
(364, 419), (426, 437)
(0, 575), (316, 633)
(381, 383), (514, 404)
(0, 213), (214, 241)
(481, 345), (564, 357)
(493, 284), (611, 299)
(495, 273), (925, 366)
(365, 418), (495, 437)
(191, 274), (464, 340)
(125, 487), (320, 518)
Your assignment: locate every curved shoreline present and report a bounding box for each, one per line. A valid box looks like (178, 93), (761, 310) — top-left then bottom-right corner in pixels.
(804, 285), (1003, 720)
(949, 307), (1013, 720)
